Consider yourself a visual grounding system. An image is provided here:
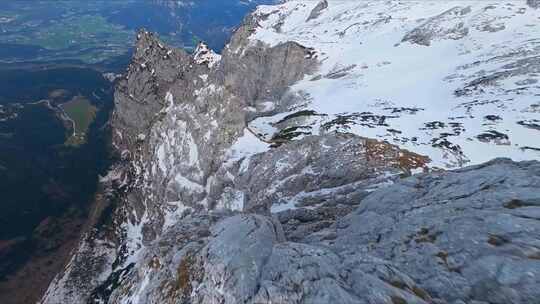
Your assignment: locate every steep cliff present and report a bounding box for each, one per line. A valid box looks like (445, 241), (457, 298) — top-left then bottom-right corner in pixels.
(42, 1), (540, 304)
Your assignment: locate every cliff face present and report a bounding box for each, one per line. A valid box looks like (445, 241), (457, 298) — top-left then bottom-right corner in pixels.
(42, 1), (540, 304)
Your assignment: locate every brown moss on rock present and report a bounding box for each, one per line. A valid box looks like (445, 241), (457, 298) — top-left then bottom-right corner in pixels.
(177, 256), (194, 297)
(364, 138), (429, 174)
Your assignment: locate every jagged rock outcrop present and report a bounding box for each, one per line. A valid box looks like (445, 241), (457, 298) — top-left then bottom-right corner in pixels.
(330, 158), (540, 303)
(42, 1), (540, 304)
(48, 155), (540, 304)
(528, 0), (540, 9)
(306, 0), (328, 22)
(41, 14), (325, 304)
(209, 158), (540, 304)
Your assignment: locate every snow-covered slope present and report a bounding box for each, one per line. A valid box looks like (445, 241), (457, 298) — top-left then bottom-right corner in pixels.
(240, 0), (540, 168)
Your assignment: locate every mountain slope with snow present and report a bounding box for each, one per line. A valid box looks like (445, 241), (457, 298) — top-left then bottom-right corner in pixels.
(41, 1), (540, 304)
(241, 0), (540, 168)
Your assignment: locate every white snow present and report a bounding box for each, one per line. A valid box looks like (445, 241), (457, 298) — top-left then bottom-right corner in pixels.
(121, 211), (147, 266)
(226, 127), (270, 162)
(193, 41), (222, 68)
(162, 91), (175, 114)
(248, 0), (540, 168)
(199, 74), (209, 81)
(260, 101), (276, 112)
(157, 144), (167, 172)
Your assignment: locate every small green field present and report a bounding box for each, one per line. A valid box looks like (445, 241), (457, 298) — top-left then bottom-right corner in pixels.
(60, 96), (97, 146)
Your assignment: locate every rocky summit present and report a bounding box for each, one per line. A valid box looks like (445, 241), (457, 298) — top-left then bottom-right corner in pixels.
(41, 1), (540, 304)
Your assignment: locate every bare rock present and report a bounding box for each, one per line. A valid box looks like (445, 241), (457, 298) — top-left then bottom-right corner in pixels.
(306, 0), (328, 22)
(527, 0), (540, 9)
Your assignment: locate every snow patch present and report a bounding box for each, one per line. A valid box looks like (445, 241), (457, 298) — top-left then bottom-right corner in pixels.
(248, 0), (540, 168)
(193, 42), (222, 68)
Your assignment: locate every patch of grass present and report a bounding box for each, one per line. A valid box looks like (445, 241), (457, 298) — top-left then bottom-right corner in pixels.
(364, 138), (429, 174)
(60, 95), (97, 146)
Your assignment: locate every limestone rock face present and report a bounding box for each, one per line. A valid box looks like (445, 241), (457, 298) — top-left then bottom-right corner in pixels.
(70, 158), (539, 304)
(41, 1), (540, 304)
(182, 159), (540, 304)
(41, 15), (323, 304)
(331, 158), (540, 303)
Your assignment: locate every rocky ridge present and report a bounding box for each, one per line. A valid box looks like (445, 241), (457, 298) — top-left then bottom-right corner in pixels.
(41, 1), (540, 304)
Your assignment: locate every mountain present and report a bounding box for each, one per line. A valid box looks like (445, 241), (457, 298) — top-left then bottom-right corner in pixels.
(41, 1), (540, 303)
(243, 0), (540, 168)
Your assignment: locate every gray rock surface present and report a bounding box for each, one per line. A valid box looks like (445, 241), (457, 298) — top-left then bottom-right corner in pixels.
(402, 6), (471, 46)
(528, 0), (540, 9)
(306, 0), (328, 22)
(95, 158), (539, 304)
(193, 159), (539, 304)
(329, 158), (540, 303)
(235, 133), (425, 213)
(41, 1), (540, 304)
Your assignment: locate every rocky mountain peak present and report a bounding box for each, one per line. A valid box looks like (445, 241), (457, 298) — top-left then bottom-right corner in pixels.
(41, 1), (540, 304)
(193, 41), (221, 68)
